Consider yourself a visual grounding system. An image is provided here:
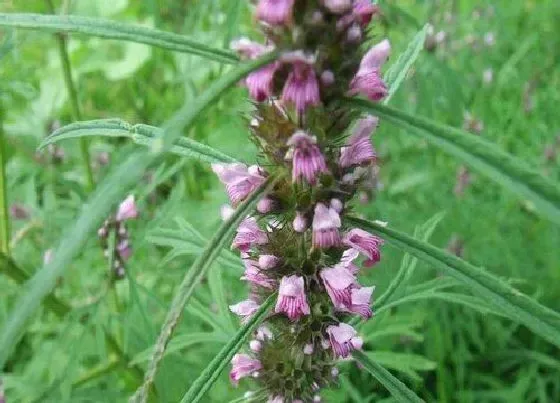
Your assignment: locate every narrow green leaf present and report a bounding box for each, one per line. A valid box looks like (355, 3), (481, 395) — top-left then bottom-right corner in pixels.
(40, 119), (239, 164)
(353, 350), (425, 403)
(383, 24), (428, 103)
(180, 295), (276, 403)
(131, 176), (279, 403)
(0, 54), (275, 369)
(345, 100), (560, 225)
(0, 13), (238, 64)
(348, 216), (560, 347)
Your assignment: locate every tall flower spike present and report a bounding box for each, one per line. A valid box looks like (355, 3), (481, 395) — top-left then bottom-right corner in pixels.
(349, 39), (391, 101)
(212, 163), (266, 206)
(230, 354), (262, 386)
(232, 218), (268, 252)
(282, 62), (321, 114)
(326, 323), (363, 358)
(312, 203), (342, 249)
(116, 195), (138, 222)
(256, 0), (295, 25)
(343, 228), (384, 267)
(339, 116), (378, 168)
(287, 131), (329, 184)
(320, 266), (356, 309)
(275, 275), (310, 320)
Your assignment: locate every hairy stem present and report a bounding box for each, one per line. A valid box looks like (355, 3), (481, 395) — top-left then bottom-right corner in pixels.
(0, 105), (9, 256)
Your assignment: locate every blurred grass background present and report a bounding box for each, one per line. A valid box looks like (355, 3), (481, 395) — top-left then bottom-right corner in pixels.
(1, 0), (559, 402)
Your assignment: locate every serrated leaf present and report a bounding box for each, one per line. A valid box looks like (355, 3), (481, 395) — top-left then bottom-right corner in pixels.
(354, 350), (425, 403)
(384, 24), (428, 103)
(0, 13), (238, 64)
(346, 100), (560, 225)
(41, 119), (239, 164)
(180, 295), (275, 403)
(348, 217), (560, 348)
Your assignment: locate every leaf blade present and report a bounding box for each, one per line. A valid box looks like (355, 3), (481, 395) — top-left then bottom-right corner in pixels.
(348, 216), (560, 347)
(346, 100), (560, 225)
(353, 350), (425, 403)
(0, 13), (238, 64)
(180, 295), (276, 403)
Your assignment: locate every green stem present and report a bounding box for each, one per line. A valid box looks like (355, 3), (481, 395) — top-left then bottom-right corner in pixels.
(45, 0), (95, 191)
(0, 105), (9, 256)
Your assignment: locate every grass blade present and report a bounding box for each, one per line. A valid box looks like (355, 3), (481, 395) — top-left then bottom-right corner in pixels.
(347, 216), (560, 347)
(0, 54), (276, 369)
(180, 295), (276, 403)
(384, 24), (428, 103)
(40, 119), (239, 164)
(345, 100), (560, 225)
(131, 176), (279, 403)
(0, 13), (238, 64)
(353, 350), (425, 402)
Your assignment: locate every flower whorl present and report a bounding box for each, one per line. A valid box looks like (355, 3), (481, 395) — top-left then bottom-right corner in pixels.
(216, 1), (390, 400)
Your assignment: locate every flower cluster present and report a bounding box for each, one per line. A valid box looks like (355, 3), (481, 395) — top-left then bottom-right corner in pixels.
(97, 195), (138, 279)
(214, 1), (391, 401)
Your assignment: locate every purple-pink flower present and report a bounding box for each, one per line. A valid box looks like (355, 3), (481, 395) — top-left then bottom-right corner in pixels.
(287, 131), (329, 184)
(256, 0), (295, 25)
(282, 63), (321, 114)
(212, 163), (266, 206)
(241, 258), (276, 289)
(293, 211), (308, 232)
(353, 0), (378, 27)
(232, 218), (268, 252)
(349, 40), (390, 101)
(229, 299), (260, 322)
(339, 116), (378, 168)
(246, 62), (281, 102)
(230, 353), (262, 385)
(320, 265), (356, 309)
(117, 239), (132, 261)
(116, 195), (138, 222)
(343, 228), (383, 267)
(347, 286), (374, 319)
(322, 0), (352, 14)
(326, 323), (363, 358)
(259, 254), (280, 269)
(312, 203), (341, 249)
(339, 248), (361, 275)
(275, 275), (310, 320)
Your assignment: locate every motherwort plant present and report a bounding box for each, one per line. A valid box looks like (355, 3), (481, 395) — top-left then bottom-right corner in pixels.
(212, 1), (390, 401)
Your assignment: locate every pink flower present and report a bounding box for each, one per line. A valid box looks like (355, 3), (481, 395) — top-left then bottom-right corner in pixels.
(312, 203), (341, 249)
(303, 343), (314, 355)
(330, 198), (344, 213)
(322, 0), (352, 14)
(232, 218), (268, 252)
(230, 38), (271, 60)
(349, 40), (391, 101)
(250, 340), (263, 352)
(353, 0), (378, 27)
(343, 228), (383, 267)
(326, 323), (363, 358)
(229, 299), (260, 322)
(275, 275), (310, 320)
(293, 211), (308, 232)
(257, 197), (275, 214)
(117, 239), (132, 261)
(320, 265), (355, 308)
(212, 163), (266, 206)
(339, 249), (361, 274)
(347, 286), (374, 319)
(339, 116), (378, 168)
(257, 325), (274, 341)
(241, 258), (276, 289)
(256, 0), (295, 25)
(282, 63), (321, 114)
(246, 62), (281, 102)
(116, 195), (138, 222)
(258, 254), (280, 269)
(230, 353), (262, 385)
(287, 131), (328, 184)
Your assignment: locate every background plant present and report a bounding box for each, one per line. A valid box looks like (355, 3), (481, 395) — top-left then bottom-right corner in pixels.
(0, 0), (559, 402)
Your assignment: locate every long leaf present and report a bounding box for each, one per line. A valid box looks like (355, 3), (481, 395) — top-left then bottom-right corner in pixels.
(383, 24), (428, 103)
(131, 176), (279, 403)
(180, 295), (276, 403)
(345, 99), (560, 225)
(40, 119), (238, 164)
(348, 216), (560, 347)
(353, 350), (425, 403)
(0, 13), (238, 64)
(0, 54), (276, 369)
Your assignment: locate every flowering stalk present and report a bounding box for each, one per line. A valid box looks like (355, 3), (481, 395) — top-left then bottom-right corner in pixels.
(215, 1), (390, 401)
